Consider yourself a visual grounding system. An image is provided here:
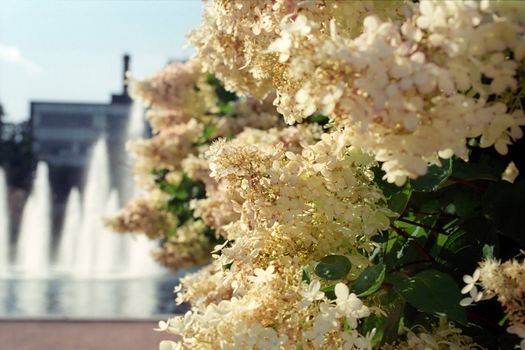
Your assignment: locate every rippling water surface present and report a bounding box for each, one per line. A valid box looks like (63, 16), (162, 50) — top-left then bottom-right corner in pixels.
(0, 273), (190, 318)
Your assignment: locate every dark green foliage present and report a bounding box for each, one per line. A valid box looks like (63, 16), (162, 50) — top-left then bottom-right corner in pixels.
(361, 138), (524, 348)
(314, 255), (352, 280)
(154, 170), (206, 236)
(302, 266), (311, 284)
(388, 189), (412, 215)
(391, 269), (467, 324)
(206, 74), (237, 106)
(352, 263), (385, 297)
(305, 114), (330, 126)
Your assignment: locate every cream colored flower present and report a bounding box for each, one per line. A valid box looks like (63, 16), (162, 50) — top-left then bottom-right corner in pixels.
(299, 279), (325, 308)
(248, 265), (275, 285)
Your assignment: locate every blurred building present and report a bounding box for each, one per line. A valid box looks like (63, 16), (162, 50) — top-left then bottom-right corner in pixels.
(29, 55), (134, 224)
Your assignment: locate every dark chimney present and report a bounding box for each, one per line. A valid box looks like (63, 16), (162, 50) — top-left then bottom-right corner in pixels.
(111, 54), (132, 104)
(123, 54), (130, 96)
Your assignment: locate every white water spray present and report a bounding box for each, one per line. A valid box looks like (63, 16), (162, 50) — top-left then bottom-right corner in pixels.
(5, 102), (164, 279)
(94, 190), (125, 277)
(73, 139), (111, 278)
(0, 168), (9, 273)
(16, 162), (52, 277)
(56, 187), (81, 270)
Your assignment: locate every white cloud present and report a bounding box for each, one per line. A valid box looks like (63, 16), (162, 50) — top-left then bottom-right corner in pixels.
(0, 42), (43, 75)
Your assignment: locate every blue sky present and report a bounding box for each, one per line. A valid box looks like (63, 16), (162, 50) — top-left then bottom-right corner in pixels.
(0, 0), (203, 122)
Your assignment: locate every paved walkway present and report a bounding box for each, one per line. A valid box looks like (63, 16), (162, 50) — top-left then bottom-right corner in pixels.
(0, 319), (180, 350)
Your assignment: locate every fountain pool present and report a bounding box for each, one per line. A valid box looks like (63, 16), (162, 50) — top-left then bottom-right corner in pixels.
(0, 102), (187, 318)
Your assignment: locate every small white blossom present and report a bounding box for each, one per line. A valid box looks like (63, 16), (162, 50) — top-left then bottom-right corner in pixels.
(248, 265), (275, 285)
(461, 268), (480, 294)
(159, 340), (179, 350)
(334, 283), (370, 324)
(460, 287), (483, 307)
(300, 279), (325, 308)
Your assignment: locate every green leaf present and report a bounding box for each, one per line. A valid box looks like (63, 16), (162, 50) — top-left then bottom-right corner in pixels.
(388, 190), (412, 215)
(314, 255), (352, 280)
(482, 244), (495, 259)
(305, 114), (330, 125)
(302, 267), (311, 284)
(343, 317), (352, 331)
(320, 284), (335, 292)
(411, 158), (452, 192)
(392, 269), (467, 324)
(206, 73), (238, 103)
(352, 263), (386, 297)
(202, 123), (216, 141)
(320, 284), (337, 300)
(165, 226), (177, 240)
(218, 101), (234, 114)
(380, 298), (405, 346)
(384, 235), (429, 269)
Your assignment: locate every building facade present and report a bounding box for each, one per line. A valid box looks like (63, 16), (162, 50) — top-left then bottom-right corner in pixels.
(31, 101), (130, 168)
(29, 55), (135, 225)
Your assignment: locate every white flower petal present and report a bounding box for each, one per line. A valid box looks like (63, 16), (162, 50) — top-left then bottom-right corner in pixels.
(463, 274), (473, 284)
(461, 284), (473, 294)
(474, 291), (483, 302)
(159, 340), (177, 350)
(335, 283), (349, 300)
(460, 297), (473, 307)
(472, 268), (480, 281)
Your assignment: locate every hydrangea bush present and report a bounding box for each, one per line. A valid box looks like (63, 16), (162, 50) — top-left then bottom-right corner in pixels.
(108, 1), (525, 349)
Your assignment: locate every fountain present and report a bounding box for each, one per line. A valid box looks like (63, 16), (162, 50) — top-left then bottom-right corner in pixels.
(16, 162), (52, 277)
(4, 102), (162, 279)
(0, 168), (9, 274)
(0, 66), (183, 317)
(93, 189), (125, 276)
(72, 138), (111, 278)
(125, 234), (163, 277)
(56, 187), (81, 270)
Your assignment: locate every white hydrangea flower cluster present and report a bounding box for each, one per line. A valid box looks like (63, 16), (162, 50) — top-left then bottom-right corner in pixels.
(192, 0), (525, 185)
(127, 119), (204, 173)
(213, 94), (282, 137)
(129, 58), (217, 116)
(106, 193), (177, 239)
(162, 130), (392, 348)
(205, 129), (392, 250)
(460, 259), (525, 350)
(189, 0), (405, 97)
(183, 125), (322, 237)
(110, 58), (307, 271)
(106, 2), (525, 348)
